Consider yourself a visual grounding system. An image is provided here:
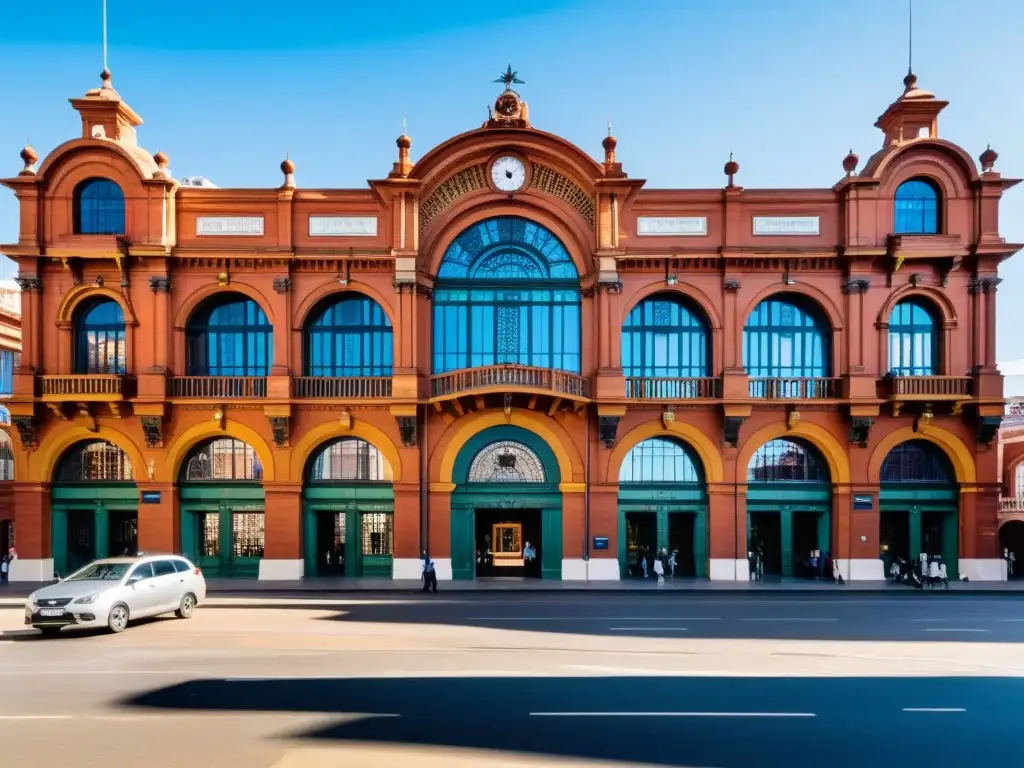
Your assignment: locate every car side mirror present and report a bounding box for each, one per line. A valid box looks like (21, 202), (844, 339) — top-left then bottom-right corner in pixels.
(126, 577), (140, 588)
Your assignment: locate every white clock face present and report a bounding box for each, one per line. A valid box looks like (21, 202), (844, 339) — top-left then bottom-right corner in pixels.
(491, 156), (527, 192)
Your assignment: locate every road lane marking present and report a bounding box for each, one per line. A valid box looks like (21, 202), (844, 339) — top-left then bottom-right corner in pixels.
(922, 628), (989, 633)
(466, 617), (721, 621)
(902, 708), (966, 713)
(740, 618), (837, 622)
(0, 715), (73, 721)
(530, 711), (816, 718)
(608, 627), (689, 632)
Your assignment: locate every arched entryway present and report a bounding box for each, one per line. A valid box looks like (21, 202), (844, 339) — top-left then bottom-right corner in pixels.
(999, 521), (1024, 579)
(178, 438), (265, 578)
(0, 430), (13, 556)
(301, 437), (395, 578)
(51, 440), (138, 576)
(746, 438), (831, 577)
(879, 439), (959, 577)
(617, 436), (707, 578)
(449, 425), (562, 580)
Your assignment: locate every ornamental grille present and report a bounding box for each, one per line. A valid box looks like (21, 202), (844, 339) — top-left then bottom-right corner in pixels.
(468, 440), (546, 483)
(419, 165), (488, 229)
(529, 165), (595, 230)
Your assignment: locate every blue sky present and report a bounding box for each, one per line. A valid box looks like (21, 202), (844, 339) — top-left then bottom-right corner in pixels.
(1, 0), (1021, 358)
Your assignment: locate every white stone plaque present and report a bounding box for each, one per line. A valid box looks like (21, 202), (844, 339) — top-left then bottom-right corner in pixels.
(309, 216), (378, 237)
(196, 217), (265, 236)
(752, 216), (820, 236)
(637, 216), (707, 236)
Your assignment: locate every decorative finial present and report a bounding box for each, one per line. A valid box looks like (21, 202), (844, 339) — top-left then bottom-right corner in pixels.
(492, 65), (525, 90)
(280, 153), (296, 187)
(153, 150), (169, 179)
(19, 142), (38, 176)
(607, 117), (613, 137)
(724, 152), (740, 187)
(843, 148), (859, 177)
(980, 144), (998, 173)
(391, 123), (413, 178)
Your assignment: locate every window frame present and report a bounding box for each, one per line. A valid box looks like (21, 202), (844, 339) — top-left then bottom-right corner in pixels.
(73, 178), (126, 236)
(303, 294), (393, 377)
(622, 295), (710, 380)
(73, 298), (127, 375)
(743, 296), (830, 382)
(888, 298), (939, 376)
(185, 296), (273, 377)
(894, 177), (941, 235)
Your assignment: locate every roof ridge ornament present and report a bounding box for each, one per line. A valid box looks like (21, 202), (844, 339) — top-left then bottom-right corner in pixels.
(484, 65), (530, 129)
(493, 65), (525, 89)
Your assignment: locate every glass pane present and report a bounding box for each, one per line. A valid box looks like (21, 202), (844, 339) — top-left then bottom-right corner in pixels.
(747, 439), (828, 482)
(361, 512), (394, 555)
(202, 513), (220, 556)
(468, 441), (546, 483)
(232, 512), (264, 557)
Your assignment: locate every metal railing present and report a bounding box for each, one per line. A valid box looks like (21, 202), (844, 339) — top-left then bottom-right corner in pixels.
(39, 374), (126, 397)
(749, 377), (840, 399)
(884, 375), (972, 398)
(169, 376), (267, 399)
(624, 376), (718, 400)
(294, 376), (392, 399)
(431, 364), (589, 399)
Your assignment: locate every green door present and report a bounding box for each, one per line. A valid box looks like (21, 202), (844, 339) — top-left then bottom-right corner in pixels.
(451, 507), (475, 580)
(541, 507), (562, 580)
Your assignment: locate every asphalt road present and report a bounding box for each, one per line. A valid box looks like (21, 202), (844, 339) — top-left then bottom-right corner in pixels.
(2, 593), (1024, 767)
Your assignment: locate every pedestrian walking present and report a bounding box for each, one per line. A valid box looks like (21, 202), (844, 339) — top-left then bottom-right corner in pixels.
(421, 550), (438, 593)
(653, 554), (665, 585)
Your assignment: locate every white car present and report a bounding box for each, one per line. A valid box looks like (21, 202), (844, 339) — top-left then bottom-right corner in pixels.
(25, 555), (207, 636)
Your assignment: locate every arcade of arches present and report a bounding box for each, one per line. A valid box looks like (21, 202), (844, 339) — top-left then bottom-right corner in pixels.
(1, 69), (1013, 583)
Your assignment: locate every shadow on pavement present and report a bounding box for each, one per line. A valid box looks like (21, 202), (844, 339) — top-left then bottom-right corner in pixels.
(120, 675), (1024, 767)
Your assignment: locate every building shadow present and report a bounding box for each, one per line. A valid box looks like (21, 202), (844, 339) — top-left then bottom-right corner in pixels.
(119, 675), (1024, 767)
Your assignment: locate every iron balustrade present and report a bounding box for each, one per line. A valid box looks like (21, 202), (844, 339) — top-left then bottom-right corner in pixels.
(749, 377), (840, 399)
(431, 364), (589, 399)
(624, 376), (718, 400)
(169, 376), (267, 399)
(294, 376), (392, 399)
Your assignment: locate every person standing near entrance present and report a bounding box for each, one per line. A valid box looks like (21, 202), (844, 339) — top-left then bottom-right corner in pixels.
(653, 553), (665, 584)
(421, 551), (438, 593)
(0, 554), (8, 585)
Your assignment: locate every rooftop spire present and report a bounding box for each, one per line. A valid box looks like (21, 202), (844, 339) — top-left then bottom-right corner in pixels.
(102, 0), (109, 73)
(907, 0), (913, 77)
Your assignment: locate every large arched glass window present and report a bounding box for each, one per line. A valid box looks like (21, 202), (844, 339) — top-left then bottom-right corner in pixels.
(619, 437), (701, 484)
(433, 217), (581, 374)
(748, 439), (828, 483)
(73, 178), (126, 235)
(743, 296), (829, 396)
(622, 295), (709, 379)
(888, 298), (938, 376)
(54, 440), (134, 482)
(308, 438), (391, 482)
(467, 441), (547, 483)
(880, 440), (953, 483)
(186, 295), (272, 376)
(73, 298), (126, 374)
(304, 295), (392, 377)
(894, 178), (940, 235)
(182, 438), (262, 481)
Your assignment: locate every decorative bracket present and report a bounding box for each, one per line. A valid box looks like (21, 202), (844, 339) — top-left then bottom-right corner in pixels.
(269, 416), (289, 448)
(598, 415), (620, 448)
(396, 415), (417, 447)
(272, 277), (292, 294)
(723, 416), (744, 448)
(11, 415), (37, 450)
(140, 416), (164, 448)
(148, 275), (171, 293)
(913, 405), (934, 433)
(976, 415), (1001, 446)
(841, 278), (870, 294)
(46, 403), (68, 420)
(848, 416), (873, 447)
(723, 279), (741, 292)
(786, 408), (800, 430)
(77, 403), (97, 432)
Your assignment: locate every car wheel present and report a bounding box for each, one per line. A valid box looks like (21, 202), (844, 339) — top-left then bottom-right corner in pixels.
(38, 626), (61, 638)
(107, 603), (129, 634)
(176, 592), (196, 619)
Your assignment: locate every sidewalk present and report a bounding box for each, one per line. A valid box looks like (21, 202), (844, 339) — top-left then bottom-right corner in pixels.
(3, 577), (1024, 599)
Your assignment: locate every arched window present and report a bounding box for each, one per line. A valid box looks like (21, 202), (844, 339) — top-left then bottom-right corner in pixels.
(308, 438), (390, 482)
(467, 441), (546, 483)
(73, 178), (126, 235)
(888, 298), (938, 376)
(1015, 464), (1024, 498)
(619, 437), (701, 484)
(182, 438), (262, 481)
(880, 440), (953, 483)
(55, 440), (134, 482)
(433, 217), (581, 374)
(304, 295), (392, 377)
(622, 295), (709, 381)
(186, 296), (272, 376)
(748, 439), (828, 483)
(73, 298), (126, 374)
(894, 178), (940, 235)
(743, 296), (829, 396)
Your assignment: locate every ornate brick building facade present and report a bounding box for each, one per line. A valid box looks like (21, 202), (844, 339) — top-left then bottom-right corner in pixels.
(0, 66), (1018, 582)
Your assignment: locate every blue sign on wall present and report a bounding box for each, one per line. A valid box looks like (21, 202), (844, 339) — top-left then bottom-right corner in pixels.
(592, 537), (609, 551)
(853, 494), (874, 511)
(141, 491), (161, 504)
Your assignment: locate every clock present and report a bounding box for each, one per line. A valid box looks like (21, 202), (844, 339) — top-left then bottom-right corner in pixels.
(491, 156), (527, 193)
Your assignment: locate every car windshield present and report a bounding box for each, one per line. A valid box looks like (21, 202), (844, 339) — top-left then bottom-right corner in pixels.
(65, 563), (131, 581)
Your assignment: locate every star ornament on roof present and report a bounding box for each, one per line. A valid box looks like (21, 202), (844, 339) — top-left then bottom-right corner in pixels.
(493, 65), (525, 89)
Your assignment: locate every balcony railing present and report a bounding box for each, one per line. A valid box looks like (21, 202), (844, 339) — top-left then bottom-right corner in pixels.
(883, 375), (972, 399)
(431, 364), (589, 399)
(1000, 496), (1024, 513)
(294, 376), (392, 399)
(169, 376), (267, 399)
(624, 376), (718, 400)
(39, 374), (127, 398)
(749, 377), (840, 400)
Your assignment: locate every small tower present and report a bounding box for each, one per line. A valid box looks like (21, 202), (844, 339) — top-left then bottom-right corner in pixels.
(389, 125), (412, 179)
(69, 69), (143, 146)
(874, 71), (948, 147)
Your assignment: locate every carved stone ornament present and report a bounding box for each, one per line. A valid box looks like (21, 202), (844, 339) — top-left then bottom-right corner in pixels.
(723, 416), (744, 448)
(848, 416), (873, 447)
(841, 279), (870, 295)
(976, 415), (1001, 446)
(269, 416), (289, 447)
(14, 275), (42, 293)
(598, 415), (620, 449)
(148, 276), (171, 293)
(140, 416), (164, 448)
(272, 277), (292, 294)
(12, 415), (37, 449)
(397, 415), (417, 447)
(723, 279), (741, 292)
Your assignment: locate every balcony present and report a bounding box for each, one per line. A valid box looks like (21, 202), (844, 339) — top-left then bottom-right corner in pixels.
(431, 364), (589, 401)
(39, 374), (129, 401)
(624, 376), (718, 400)
(881, 375), (972, 401)
(749, 377), (840, 400)
(169, 376), (267, 399)
(294, 376), (392, 399)
(1000, 496), (1024, 514)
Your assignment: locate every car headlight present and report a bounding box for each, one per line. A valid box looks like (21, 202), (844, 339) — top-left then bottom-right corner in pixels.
(73, 594), (99, 605)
